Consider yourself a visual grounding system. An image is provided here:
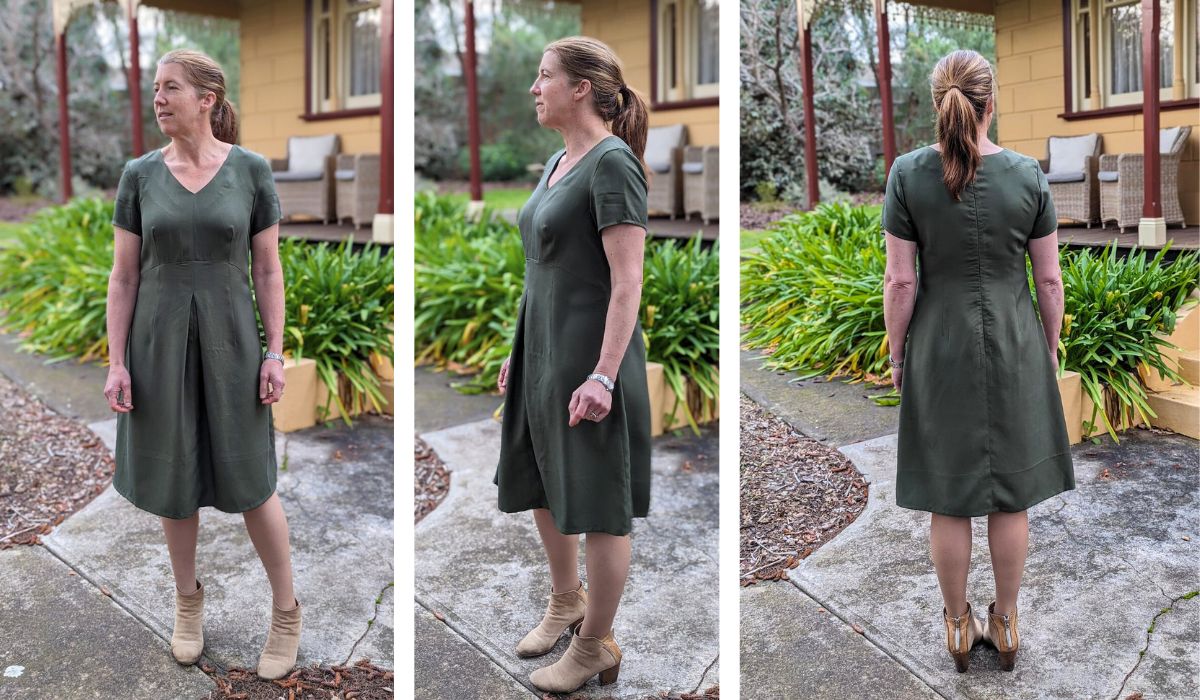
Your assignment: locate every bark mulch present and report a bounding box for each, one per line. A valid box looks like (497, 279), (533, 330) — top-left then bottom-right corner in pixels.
(0, 373), (114, 549)
(198, 659), (393, 700)
(0, 195), (54, 223)
(415, 436), (450, 523)
(740, 191), (887, 231)
(740, 395), (868, 585)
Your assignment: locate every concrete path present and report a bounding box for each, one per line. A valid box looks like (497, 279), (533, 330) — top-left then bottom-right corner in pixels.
(415, 418), (720, 698)
(45, 417), (395, 673)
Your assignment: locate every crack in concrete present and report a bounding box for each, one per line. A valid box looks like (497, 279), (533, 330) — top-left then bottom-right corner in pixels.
(343, 580), (394, 666)
(690, 653), (719, 694)
(414, 597), (542, 698)
(1112, 590), (1198, 700)
(1052, 497), (1175, 602)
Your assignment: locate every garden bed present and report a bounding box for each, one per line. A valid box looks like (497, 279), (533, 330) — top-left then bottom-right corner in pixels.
(199, 658), (393, 700)
(414, 437), (450, 523)
(740, 395), (867, 585)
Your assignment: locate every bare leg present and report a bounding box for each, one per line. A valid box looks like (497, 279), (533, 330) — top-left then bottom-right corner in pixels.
(532, 508), (580, 593)
(242, 493), (297, 611)
(578, 532), (630, 638)
(930, 514), (972, 617)
(987, 510), (1028, 615)
(161, 512), (200, 594)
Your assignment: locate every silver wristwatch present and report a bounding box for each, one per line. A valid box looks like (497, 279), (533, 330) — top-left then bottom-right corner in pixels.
(586, 373), (615, 392)
(888, 355), (904, 369)
(264, 351), (285, 366)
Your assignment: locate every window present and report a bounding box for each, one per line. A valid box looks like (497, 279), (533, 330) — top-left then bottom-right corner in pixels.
(653, 0), (719, 106)
(1070, 0), (1198, 111)
(309, 0), (381, 114)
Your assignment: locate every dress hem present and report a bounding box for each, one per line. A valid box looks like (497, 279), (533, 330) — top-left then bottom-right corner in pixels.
(113, 479), (277, 520)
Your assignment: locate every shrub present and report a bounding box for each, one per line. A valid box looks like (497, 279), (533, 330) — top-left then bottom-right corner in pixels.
(414, 194), (720, 428)
(457, 142), (529, 182)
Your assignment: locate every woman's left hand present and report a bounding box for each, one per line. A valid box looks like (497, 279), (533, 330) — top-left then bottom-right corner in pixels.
(567, 379), (612, 427)
(260, 359), (286, 404)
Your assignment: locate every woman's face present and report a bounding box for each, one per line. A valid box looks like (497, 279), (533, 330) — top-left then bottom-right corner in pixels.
(529, 51), (579, 129)
(152, 62), (212, 138)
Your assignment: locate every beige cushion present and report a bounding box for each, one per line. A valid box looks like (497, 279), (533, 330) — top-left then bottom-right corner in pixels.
(1048, 134), (1098, 174)
(287, 134), (338, 174)
(1160, 127), (1184, 154)
(644, 124), (686, 174)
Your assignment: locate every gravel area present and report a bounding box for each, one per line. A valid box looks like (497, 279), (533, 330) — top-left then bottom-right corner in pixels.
(414, 436), (450, 523)
(740, 395), (868, 585)
(0, 372), (114, 548)
(199, 659), (394, 700)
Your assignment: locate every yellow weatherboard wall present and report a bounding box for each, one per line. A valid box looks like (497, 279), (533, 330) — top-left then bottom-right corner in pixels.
(236, 0), (381, 160)
(993, 0), (1198, 224)
(579, 0), (719, 145)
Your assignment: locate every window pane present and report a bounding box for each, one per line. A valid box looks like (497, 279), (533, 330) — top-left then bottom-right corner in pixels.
(668, 3), (677, 90)
(321, 18), (331, 102)
(1079, 12), (1091, 99)
(1159, 0), (1174, 88)
(347, 7), (381, 97)
(696, 0), (718, 86)
(1108, 3), (1141, 94)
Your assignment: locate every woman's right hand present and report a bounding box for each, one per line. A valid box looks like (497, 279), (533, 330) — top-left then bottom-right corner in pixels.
(497, 356), (511, 395)
(104, 366), (133, 413)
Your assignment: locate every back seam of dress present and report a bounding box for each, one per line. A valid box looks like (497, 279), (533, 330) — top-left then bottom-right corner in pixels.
(970, 186), (996, 511)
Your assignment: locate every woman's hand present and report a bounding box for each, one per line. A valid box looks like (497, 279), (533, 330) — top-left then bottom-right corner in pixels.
(891, 366), (903, 392)
(259, 359), (286, 404)
(498, 356), (511, 395)
(567, 379), (612, 427)
(1050, 351), (1060, 375)
(104, 366), (133, 413)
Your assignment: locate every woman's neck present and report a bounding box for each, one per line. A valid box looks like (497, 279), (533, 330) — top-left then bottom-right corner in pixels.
(166, 131), (224, 164)
(558, 121), (612, 162)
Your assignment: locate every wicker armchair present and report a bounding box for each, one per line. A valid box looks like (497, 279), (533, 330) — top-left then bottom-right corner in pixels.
(1038, 133), (1101, 227)
(271, 134), (340, 224)
(1098, 126), (1191, 231)
(644, 124), (687, 219)
(682, 145), (719, 224)
(334, 153), (380, 229)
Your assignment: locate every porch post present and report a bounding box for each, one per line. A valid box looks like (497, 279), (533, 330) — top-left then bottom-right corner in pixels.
(1138, 0), (1164, 246)
(127, 0), (145, 157)
(876, 0), (897, 177)
(378, 0), (393, 216)
(56, 30), (72, 202)
(464, 0), (484, 208)
(798, 1), (818, 208)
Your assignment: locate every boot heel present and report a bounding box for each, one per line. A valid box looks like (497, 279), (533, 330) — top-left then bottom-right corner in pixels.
(598, 662), (620, 685)
(998, 650), (1017, 672)
(568, 618), (583, 635)
(951, 652), (969, 673)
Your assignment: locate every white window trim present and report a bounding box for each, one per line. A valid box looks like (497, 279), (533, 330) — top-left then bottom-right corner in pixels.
(1073, 0), (1194, 110)
(655, 0), (719, 104)
(310, 0), (381, 114)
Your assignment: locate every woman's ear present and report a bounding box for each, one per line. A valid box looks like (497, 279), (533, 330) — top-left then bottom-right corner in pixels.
(574, 78), (592, 103)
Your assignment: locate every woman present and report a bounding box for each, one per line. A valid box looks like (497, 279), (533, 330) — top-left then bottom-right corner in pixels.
(493, 36), (651, 693)
(882, 49), (1075, 674)
(103, 49), (302, 680)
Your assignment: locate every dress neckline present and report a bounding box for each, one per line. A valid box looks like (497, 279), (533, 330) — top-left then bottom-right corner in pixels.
(544, 135), (619, 191)
(157, 144), (238, 196)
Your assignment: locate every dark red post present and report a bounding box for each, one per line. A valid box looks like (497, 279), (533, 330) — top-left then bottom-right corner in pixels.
(378, 0), (393, 215)
(464, 0), (483, 202)
(56, 31), (72, 202)
(128, 2), (145, 157)
(1140, 0), (1161, 219)
(876, 0), (897, 177)
(800, 15), (818, 208)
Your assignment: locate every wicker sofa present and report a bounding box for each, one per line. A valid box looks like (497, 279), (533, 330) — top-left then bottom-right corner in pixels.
(334, 153), (381, 229)
(644, 124), (687, 219)
(1038, 133), (1101, 228)
(1098, 126), (1192, 231)
(682, 145), (719, 224)
(271, 134), (340, 224)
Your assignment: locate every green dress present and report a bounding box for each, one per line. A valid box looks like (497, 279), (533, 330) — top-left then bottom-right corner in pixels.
(495, 135), (652, 536)
(882, 146), (1075, 516)
(111, 145), (281, 519)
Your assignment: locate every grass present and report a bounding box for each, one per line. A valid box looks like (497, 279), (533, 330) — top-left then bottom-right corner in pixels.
(0, 221), (26, 248)
(741, 228), (772, 255)
(440, 188), (534, 212)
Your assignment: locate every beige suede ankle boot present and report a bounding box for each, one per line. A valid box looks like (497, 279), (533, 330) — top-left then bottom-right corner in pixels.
(170, 579), (205, 665)
(515, 582), (587, 657)
(983, 601), (1020, 671)
(528, 629), (621, 693)
(256, 597), (302, 680)
(942, 603), (983, 673)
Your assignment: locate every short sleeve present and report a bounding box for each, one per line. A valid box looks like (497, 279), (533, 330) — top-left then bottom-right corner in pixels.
(1028, 164), (1058, 240)
(250, 154), (282, 236)
(881, 160), (916, 241)
(590, 148), (648, 232)
(112, 162), (141, 237)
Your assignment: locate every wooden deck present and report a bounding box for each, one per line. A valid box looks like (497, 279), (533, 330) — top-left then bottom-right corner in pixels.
(1057, 224), (1199, 251)
(647, 215), (719, 242)
(277, 220), (379, 246)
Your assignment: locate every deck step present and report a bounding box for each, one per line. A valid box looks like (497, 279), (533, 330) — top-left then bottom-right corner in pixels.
(1146, 387), (1200, 439)
(1181, 349), (1200, 386)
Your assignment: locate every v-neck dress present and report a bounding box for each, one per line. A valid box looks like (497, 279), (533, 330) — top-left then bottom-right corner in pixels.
(882, 146), (1075, 516)
(494, 135), (652, 536)
(111, 145), (282, 519)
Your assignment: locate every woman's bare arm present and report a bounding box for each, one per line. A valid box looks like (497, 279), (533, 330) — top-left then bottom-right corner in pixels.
(250, 224), (284, 356)
(104, 227), (141, 411)
(883, 232), (919, 380)
(592, 223), (646, 379)
(1027, 231), (1064, 367)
